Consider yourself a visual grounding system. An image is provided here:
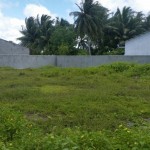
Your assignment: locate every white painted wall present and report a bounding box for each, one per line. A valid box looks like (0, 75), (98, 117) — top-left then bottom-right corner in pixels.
(125, 32), (150, 55)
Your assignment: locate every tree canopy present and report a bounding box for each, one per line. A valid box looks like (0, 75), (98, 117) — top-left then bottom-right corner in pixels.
(18, 0), (150, 55)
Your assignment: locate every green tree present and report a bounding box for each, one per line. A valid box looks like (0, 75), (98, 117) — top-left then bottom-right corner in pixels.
(50, 20), (76, 55)
(70, 0), (108, 55)
(36, 15), (54, 51)
(18, 15), (54, 54)
(55, 18), (70, 27)
(18, 17), (39, 54)
(110, 7), (145, 47)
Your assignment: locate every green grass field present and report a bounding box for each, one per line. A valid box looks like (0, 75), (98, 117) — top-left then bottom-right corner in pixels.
(0, 62), (150, 149)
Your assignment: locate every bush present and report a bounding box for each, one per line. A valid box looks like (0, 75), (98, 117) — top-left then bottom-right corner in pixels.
(104, 48), (125, 55)
(129, 64), (150, 77)
(0, 110), (150, 149)
(0, 109), (42, 149)
(58, 44), (70, 55)
(112, 124), (150, 150)
(108, 62), (135, 72)
(77, 49), (88, 55)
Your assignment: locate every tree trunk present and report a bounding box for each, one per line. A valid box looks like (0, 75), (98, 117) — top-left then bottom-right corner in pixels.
(88, 38), (91, 55)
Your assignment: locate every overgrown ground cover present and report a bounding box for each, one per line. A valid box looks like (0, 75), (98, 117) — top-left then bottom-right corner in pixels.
(0, 62), (150, 149)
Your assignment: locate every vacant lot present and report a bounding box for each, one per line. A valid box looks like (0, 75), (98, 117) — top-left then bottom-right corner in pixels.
(0, 63), (150, 149)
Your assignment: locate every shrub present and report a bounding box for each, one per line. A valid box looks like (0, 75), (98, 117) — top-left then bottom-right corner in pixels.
(104, 48), (125, 55)
(109, 62), (135, 72)
(129, 64), (150, 77)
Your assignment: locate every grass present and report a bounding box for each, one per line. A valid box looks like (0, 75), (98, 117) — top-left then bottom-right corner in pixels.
(0, 62), (150, 149)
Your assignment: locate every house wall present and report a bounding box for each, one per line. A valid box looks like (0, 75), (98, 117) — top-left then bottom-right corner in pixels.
(125, 32), (150, 55)
(0, 39), (29, 55)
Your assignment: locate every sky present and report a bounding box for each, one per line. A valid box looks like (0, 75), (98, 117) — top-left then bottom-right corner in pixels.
(0, 0), (150, 43)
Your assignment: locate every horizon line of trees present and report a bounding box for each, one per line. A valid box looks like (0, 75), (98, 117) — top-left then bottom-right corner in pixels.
(18, 0), (150, 55)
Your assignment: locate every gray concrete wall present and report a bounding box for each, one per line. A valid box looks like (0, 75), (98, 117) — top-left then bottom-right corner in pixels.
(57, 56), (150, 67)
(0, 39), (29, 55)
(0, 55), (56, 69)
(0, 55), (150, 69)
(125, 32), (150, 55)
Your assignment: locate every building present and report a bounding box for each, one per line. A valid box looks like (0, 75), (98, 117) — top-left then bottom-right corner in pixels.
(0, 38), (29, 55)
(125, 32), (150, 55)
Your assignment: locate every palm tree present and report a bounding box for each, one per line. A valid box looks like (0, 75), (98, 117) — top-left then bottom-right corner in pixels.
(18, 15), (54, 54)
(36, 15), (54, 50)
(128, 12), (145, 37)
(55, 18), (70, 27)
(110, 7), (145, 47)
(18, 17), (39, 54)
(70, 0), (108, 55)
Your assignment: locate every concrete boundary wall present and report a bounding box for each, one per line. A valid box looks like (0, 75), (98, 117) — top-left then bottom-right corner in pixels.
(57, 56), (150, 67)
(0, 55), (56, 69)
(0, 55), (150, 69)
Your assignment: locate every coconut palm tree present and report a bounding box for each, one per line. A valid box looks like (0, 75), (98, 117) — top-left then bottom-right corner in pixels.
(18, 17), (39, 54)
(18, 15), (54, 54)
(36, 15), (54, 50)
(110, 7), (145, 47)
(70, 0), (108, 55)
(55, 18), (70, 27)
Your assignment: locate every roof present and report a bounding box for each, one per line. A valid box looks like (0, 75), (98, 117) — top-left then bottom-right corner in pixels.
(126, 31), (150, 43)
(0, 38), (19, 46)
(0, 38), (29, 55)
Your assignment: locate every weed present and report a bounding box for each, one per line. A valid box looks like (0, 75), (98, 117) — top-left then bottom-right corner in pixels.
(0, 63), (150, 149)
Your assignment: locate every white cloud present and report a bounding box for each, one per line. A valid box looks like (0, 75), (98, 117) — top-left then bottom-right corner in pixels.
(24, 4), (57, 18)
(133, 0), (150, 14)
(74, 0), (150, 14)
(65, 9), (74, 24)
(0, 9), (24, 43)
(0, 3), (57, 43)
(99, 0), (150, 14)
